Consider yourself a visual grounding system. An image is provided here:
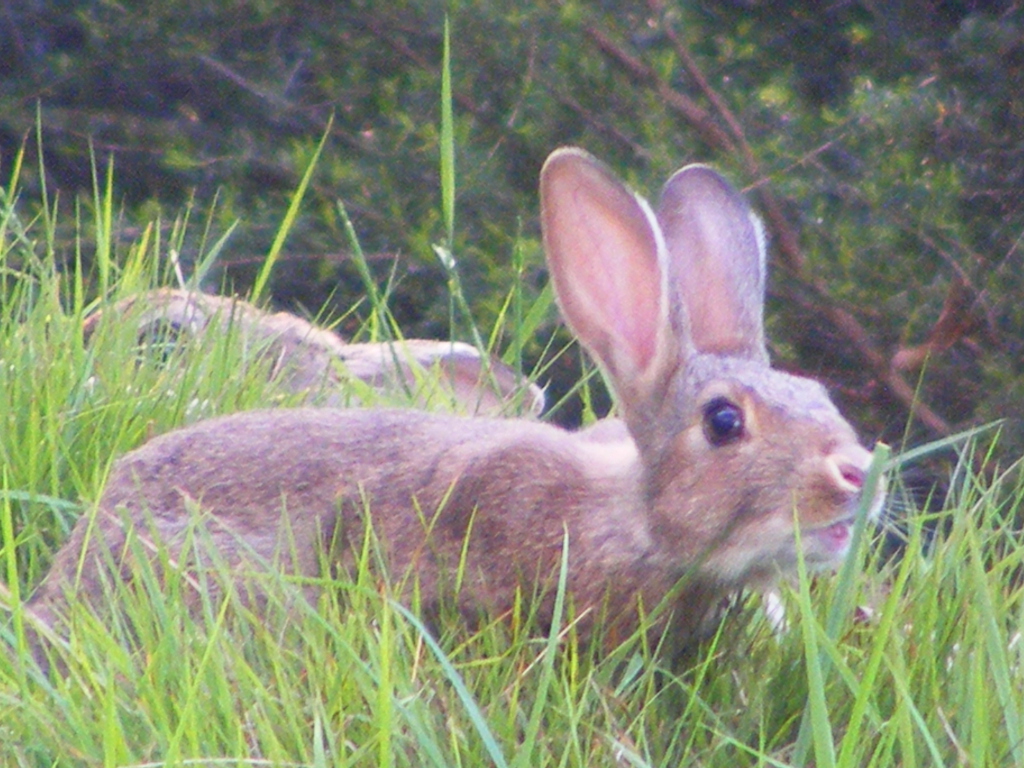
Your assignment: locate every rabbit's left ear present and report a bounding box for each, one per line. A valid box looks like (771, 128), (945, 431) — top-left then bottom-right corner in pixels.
(657, 165), (769, 363)
(540, 148), (675, 393)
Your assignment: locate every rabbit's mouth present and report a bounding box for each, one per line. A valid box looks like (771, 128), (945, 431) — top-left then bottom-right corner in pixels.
(806, 517), (855, 561)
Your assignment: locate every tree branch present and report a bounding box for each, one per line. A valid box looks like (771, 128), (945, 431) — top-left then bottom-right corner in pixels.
(582, 24), (738, 154)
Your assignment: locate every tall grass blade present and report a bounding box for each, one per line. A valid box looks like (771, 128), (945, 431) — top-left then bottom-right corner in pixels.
(32, 109), (58, 262)
(835, 520), (917, 765)
(89, 146), (115, 297)
(893, 422), (1002, 468)
(884, 655), (948, 768)
(391, 601), (510, 768)
(337, 200), (394, 341)
(377, 594), (394, 768)
(829, 443), (891, 633)
(967, 524), (1023, 763)
(793, 522), (836, 768)
(440, 15), (455, 245)
(0, 470), (26, 687)
(251, 114), (334, 304)
(514, 530), (570, 768)
(792, 442), (890, 765)
(188, 219), (239, 290)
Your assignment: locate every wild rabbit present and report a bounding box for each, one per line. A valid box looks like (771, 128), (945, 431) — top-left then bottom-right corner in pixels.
(83, 287), (544, 417)
(23, 148), (883, 661)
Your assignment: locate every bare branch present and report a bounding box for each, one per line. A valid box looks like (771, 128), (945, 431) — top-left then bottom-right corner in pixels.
(582, 25), (738, 154)
(803, 280), (953, 436)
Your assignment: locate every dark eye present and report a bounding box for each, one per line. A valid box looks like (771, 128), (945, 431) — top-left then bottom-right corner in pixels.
(702, 397), (745, 446)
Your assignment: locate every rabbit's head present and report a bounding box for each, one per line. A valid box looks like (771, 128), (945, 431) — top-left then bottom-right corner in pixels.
(541, 149), (882, 590)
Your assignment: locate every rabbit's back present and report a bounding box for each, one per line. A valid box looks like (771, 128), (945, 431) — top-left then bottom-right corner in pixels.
(30, 407), (665, 633)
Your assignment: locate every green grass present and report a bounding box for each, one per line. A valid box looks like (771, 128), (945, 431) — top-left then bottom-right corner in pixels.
(0, 142), (1022, 767)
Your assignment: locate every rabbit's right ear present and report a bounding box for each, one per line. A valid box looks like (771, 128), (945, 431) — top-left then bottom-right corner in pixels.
(657, 165), (769, 363)
(540, 148), (677, 409)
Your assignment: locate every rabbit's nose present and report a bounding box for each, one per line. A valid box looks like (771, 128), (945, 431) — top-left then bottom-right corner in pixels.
(829, 446), (887, 522)
(838, 463), (865, 490)
(827, 445), (873, 495)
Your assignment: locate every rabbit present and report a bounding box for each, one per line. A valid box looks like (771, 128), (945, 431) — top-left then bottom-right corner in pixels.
(83, 287), (544, 417)
(19, 147), (884, 665)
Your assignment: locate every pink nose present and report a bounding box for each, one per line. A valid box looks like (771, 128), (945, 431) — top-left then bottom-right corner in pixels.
(828, 445), (885, 521)
(839, 463), (865, 489)
(827, 446), (873, 495)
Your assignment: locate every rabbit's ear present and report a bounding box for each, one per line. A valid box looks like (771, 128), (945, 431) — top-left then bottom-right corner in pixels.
(540, 148), (677, 403)
(657, 165), (769, 363)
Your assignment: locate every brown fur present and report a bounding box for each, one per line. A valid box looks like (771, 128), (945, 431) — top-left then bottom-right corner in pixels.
(83, 288), (544, 417)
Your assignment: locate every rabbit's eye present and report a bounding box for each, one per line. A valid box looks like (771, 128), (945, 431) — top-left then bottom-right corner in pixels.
(702, 398), (744, 446)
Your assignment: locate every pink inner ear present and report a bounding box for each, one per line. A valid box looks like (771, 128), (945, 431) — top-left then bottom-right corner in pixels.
(685, 253), (756, 357)
(545, 166), (665, 378)
(657, 165), (767, 362)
